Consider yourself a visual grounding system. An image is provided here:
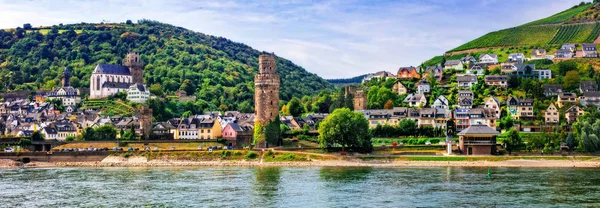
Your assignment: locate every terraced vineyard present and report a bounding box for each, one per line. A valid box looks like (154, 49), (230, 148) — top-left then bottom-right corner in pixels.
(82, 99), (137, 116)
(549, 23), (600, 44)
(452, 25), (559, 52)
(522, 3), (594, 26)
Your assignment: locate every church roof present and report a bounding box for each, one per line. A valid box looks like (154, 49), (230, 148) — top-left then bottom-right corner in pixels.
(93, 64), (131, 75)
(102, 82), (131, 89)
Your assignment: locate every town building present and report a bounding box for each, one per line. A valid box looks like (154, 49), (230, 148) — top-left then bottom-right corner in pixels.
(466, 63), (485, 76)
(392, 82), (408, 95)
(506, 97), (519, 119)
(478, 54), (498, 64)
(582, 44), (598, 58)
(518, 98), (534, 121)
(47, 67), (81, 111)
(580, 92), (600, 107)
(458, 125), (499, 155)
(403, 94), (427, 107)
(461, 56), (477, 65)
(432, 95), (449, 109)
(565, 105), (584, 124)
(362, 71), (395, 83)
(458, 90), (474, 109)
(508, 53), (525, 63)
(557, 92), (579, 108)
(425, 66), (443, 81)
(530, 49), (547, 59)
(484, 96), (500, 119)
(397, 66), (420, 79)
(444, 60), (463, 70)
(545, 103), (559, 124)
(457, 75), (478, 88)
(580, 81), (598, 93)
(484, 75), (507, 88)
(222, 122), (253, 148)
(126, 83), (151, 103)
(417, 79), (431, 94)
(543, 84), (562, 97)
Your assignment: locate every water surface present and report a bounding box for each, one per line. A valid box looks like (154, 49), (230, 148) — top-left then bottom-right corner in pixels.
(0, 167), (598, 207)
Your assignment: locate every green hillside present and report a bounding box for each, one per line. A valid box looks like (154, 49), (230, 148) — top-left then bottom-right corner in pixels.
(450, 2), (600, 52)
(0, 20), (333, 112)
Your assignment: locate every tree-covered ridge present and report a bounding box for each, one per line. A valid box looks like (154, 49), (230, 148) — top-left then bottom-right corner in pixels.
(0, 20), (333, 112)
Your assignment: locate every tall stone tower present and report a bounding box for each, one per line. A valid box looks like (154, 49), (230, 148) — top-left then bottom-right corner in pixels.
(61, 67), (71, 87)
(345, 86), (367, 110)
(255, 54), (280, 124)
(137, 106), (153, 140)
(123, 52), (144, 84)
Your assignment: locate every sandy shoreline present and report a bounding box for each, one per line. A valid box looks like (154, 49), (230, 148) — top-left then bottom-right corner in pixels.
(2, 156), (600, 168)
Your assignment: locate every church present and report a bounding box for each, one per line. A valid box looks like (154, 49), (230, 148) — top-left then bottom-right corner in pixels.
(89, 53), (149, 101)
(47, 67), (81, 112)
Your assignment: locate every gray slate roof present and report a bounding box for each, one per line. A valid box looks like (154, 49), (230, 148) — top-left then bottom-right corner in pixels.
(93, 64), (131, 75)
(457, 125), (499, 135)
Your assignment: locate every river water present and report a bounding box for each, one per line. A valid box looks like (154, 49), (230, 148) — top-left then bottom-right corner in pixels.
(0, 167), (599, 207)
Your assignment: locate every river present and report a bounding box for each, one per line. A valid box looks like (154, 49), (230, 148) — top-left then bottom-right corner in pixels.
(0, 167), (599, 207)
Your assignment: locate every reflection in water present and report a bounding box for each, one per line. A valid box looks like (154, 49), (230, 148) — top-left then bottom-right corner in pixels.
(319, 167), (373, 182)
(252, 167), (281, 206)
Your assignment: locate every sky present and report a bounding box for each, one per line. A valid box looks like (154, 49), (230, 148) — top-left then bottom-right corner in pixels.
(0, 0), (587, 79)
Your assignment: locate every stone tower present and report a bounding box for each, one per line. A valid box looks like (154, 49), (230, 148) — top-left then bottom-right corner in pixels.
(345, 86), (367, 110)
(254, 54), (280, 124)
(123, 52), (144, 84)
(61, 67), (71, 87)
(137, 106), (153, 140)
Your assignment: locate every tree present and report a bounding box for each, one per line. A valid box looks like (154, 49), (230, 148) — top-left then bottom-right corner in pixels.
(94, 125), (118, 141)
(587, 65), (595, 78)
(566, 132), (576, 151)
(126, 20), (133, 24)
(318, 108), (372, 152)
(31, 131), (45, 141)
(149, 83), (164, 96)
(558, 60), (577, 76)
(180, 79), (196, 96)
(383, 100), (394, 109)
(23, 23), (32, 30)
(504, 129), (523, 155)
(563, 71), (580, 91)
(287, 97), (303, 117)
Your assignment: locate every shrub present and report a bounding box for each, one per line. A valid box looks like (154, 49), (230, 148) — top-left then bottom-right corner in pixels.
(244, 151), (259, 160)
(221, 150), (232, 158)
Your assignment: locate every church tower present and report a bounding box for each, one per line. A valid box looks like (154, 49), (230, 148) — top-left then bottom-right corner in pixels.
(61, 67), (71, 87)
(255, 54), (280, 124)
(123, 52), (144, 84)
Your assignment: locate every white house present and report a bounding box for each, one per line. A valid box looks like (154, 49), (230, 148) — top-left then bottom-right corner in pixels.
(484, 96), (500, 119)
(403, 94), (427, 107)
(508, 53), (525, 63)
(417, 79), (431, 94)
(466, 64), (486, 76)
(126, 83), (151, 103)
(432, 95), (449, 109)
(478, 54), (498, 64)
(457, 75), (478, 88)
(535, 69), (552, 79)
(444, 60), (463, 70)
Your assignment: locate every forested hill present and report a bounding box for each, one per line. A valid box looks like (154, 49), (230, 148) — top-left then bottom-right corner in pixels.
(0, 20), (333, 111)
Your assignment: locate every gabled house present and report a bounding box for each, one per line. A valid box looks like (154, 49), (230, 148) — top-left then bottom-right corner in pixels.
(458, 90), (474, 109)
(501, 62), (518, 74)
(197, 118), (222, 140)
(557, 92), (579, 108)
(582, 44), (598, 58)
(457, 75), (478, 88)
(454, 108), (471, 131)
(392, 82), (408, 95)
(555, 49), (573, 59)
(461, 56), (477, 65)
(425, 66), (444, 81)
(444, 60), (463, 70)
(458, 125), (499, 155)
(580, 92), (600, 107)
(417, 79), (431, 94)
(530, 49), (547, 59)
(152, 122), (175, 139)
(545, 103), (559, 124)
(418, 108), (436, 128)
(565, 105), (584, 124)
(397, 66), (420, 79)
(506, 97), (519, 119)
(484, 75), (507, 88)
(434, 108), (451, 129)
(432, 95), (449, 109)
(561, 44), (576, 52)
(466, 63), (486, 76)
(484, 96), (500, 119)
(543, 84), (562, 97)
(478, 54), (498, 64)
(222, 123), (253, 148)
(362, 71), (396, 83)
(518, 98), (534, 121)
(403, 94), (427, 107)
(508, 53), (525, 63)
(580, 81), (598, 93)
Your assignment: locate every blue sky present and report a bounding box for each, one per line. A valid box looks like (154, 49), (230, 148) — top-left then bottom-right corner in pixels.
(0, 0), (587, 78)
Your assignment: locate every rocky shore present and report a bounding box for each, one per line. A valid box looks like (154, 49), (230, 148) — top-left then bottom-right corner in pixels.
(3, 156), (600, 168)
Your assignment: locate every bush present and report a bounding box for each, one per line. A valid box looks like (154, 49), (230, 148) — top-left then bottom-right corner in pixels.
(244, 151), (259, 160)
(221, 150), (232, 158)
(265, 150), (274, 157)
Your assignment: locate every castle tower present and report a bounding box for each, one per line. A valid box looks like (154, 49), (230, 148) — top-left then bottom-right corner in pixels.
(255, 54), (280, 124)
(61, 67), (71, 87)
(345, 86), (367, 110)
(123, 52), (144, 84)
(137, 106), (153, 140)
